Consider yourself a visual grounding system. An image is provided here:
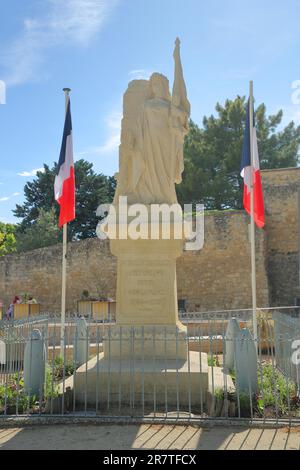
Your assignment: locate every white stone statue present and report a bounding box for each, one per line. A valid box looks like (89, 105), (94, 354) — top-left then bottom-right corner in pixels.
(113, 38), (190, 205)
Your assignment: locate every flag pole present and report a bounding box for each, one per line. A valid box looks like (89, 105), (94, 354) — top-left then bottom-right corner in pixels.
(60, 87), (71, 356)
(249, 80), (258, 345)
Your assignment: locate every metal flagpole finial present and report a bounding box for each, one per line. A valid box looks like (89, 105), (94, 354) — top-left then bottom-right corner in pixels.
(249, 80), (253, 96)
(63, 88), (71, 113)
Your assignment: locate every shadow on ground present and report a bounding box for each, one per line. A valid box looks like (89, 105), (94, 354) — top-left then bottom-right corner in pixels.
(0, 424), (300, 450)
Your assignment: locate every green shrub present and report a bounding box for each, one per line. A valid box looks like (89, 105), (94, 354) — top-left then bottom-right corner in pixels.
(51, 356), (75, 380)
(0, 374), (37, 414)
(213, 363), (299, 418)
(207, 354), (220, 367)
(257, 363), (296, 416)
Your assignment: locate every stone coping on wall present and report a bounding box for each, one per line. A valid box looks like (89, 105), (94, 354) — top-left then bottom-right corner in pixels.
(261, 166), (300, 173)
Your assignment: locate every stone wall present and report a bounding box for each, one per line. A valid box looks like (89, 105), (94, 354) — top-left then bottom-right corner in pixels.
(262, 167), (300, 306)
(0, 167), (300, 312)
(0, 238), (117, 313)
(177, 211), (268, 310)
(0, 216), (268, 314)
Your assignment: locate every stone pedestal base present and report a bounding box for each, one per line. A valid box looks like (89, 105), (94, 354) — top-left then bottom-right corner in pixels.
(110, 235), (183, 326)
(103, 324), (187, 361)
(72, 351), (209, 408)
(71, 215), (213, 410)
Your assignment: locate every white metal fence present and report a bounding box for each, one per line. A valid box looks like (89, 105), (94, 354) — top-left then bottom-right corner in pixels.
(274, 311), (300, 387)
(0, 310), (300, 423)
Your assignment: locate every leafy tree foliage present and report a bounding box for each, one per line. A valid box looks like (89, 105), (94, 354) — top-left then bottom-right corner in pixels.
(15, 208), (61, 252)
(14, 159), (115, 240)
(177, 96), (300, 209)
(0, 222), (17, 256)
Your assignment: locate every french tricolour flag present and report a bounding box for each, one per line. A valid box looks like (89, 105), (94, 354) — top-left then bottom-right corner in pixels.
(240, 100), (265, 228)
(54, 99), (75, 227)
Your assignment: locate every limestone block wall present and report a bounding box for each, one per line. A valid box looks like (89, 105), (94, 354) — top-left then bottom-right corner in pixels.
(177, 211), (269, 311)
(1, 167), (300, 312)
(0, 238), (117, 313)
(0, 214), (269, 313)
(262, 167), (300, 306)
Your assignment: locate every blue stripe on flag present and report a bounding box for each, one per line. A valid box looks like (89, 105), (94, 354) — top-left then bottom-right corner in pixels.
(56, 100), (72, 174)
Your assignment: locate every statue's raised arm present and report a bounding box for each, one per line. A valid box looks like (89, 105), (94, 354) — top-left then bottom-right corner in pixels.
(172, 38), (190, 116)
(171, 38), (190, 184)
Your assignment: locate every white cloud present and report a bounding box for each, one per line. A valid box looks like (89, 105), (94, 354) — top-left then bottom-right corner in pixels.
(0, 192), (21, 203)
(1, 0), (118, 86)
(77, 111), (121, 157)
(17, 167), (45, 177)
(129, 69), (153, 80)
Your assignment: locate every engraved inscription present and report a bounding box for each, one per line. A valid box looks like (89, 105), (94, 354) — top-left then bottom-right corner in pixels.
(122, 260), (170, 318)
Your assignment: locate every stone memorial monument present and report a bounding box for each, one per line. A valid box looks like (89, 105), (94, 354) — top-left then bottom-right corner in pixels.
(72, 39), (230, 408)
(106, 37), (190, 360)
(113, 37), (190, 207)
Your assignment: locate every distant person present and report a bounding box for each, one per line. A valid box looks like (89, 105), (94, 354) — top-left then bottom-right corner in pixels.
(5, 303), (14, 320)
(13, 296), (21, 304)
(5, 296), (20, 320)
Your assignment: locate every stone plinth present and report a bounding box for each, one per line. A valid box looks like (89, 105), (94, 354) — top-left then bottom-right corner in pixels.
(72, 351), (209, 407)
(110, 236), (184, 326)
(104, 222), (188, 362)
(103, 324), (187, 361)
(73, 219), (211, 407)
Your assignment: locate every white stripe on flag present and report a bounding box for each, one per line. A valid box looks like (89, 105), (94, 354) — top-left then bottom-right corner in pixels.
(242, 128), (260, 192)
(252, 128), (259, 170)
(54, 133), (73, 201)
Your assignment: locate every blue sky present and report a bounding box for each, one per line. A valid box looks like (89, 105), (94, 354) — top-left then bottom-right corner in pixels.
(1, 0), (300, 223)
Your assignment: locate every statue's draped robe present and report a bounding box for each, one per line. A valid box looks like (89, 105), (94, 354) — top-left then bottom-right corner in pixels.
(114, 44), (190, 206)
(114, 94), (188, 205)
(132, 98), (177, 204)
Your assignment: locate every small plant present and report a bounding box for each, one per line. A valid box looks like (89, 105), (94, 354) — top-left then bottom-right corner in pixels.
(207, 354), (220, 367)
(212, 363), (299, 419)
(214, 388), (225, 401)
(256, 363), (296, 416)
(52, 356), (75, 380)
(0, 374), (37, 414)
(0, 359), (77, 415)
(44, 366), (59, 400)
(81, 290), (90, 300)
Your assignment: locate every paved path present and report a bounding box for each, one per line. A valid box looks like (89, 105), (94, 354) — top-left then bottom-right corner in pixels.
(0, 424), (300, 450)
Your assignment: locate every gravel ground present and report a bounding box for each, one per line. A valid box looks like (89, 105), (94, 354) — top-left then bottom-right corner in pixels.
(0, 424), (300, 450)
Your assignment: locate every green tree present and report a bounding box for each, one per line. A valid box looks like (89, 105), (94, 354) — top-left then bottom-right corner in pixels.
(16, 208), (61, 252)
(0, 222), (17, 256)
(14, 159), (115, 240)
(177, 96), (300, 209)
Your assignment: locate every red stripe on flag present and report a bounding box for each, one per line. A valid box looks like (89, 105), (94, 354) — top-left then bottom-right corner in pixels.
(243, 169), (265, 228)
(57, 166), (75, 227)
